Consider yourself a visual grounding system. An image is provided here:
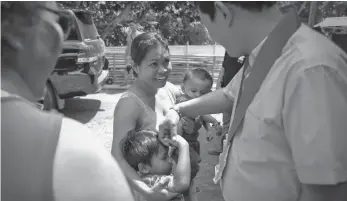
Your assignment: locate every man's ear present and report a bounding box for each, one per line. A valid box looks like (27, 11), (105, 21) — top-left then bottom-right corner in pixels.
(133, 64), (140, 76)
(214, 1), (233, 27)
(138, 163), (151, 174)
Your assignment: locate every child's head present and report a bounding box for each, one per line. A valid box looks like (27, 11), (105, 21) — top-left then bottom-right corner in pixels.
(182, 68), (213, 99)
(122, 130), (173, 175)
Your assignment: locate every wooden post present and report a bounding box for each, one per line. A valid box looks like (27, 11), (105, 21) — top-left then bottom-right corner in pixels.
(212, 42), (216, 83)
(186, 41), (190, 69)
(113, 52), (117, 69)
(308, 1), (318, 27)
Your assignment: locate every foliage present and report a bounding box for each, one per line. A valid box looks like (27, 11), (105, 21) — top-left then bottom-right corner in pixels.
(58, 1), (210, 46)
(58, 1), (347, 46)
(279, 1), (347, 24)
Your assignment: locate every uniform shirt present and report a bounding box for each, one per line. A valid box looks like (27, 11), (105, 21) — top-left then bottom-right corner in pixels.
(216, 24), (347, 201)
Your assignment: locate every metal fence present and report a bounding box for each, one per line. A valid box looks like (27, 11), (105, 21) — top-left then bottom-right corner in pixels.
(105, 44), (226, 86)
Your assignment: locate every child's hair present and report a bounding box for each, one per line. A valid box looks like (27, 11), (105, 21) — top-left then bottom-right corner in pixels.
(131, 32), (169, 66)
(183, 68), (213, 87)
(121, 130), (161, 171)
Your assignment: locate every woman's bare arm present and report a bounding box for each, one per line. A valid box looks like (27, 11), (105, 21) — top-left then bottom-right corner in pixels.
(112, 97), (150, 194)
(112, 97), (178, 201)
(168, 135), (190, 193)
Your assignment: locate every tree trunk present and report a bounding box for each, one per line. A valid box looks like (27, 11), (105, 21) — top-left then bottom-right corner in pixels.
(298, 1), (308, 16)
(101, 4), (132, 39)
(308, 1), (318, 27)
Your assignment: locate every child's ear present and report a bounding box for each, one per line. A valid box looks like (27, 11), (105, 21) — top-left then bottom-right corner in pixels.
(138, 163), (151, 174)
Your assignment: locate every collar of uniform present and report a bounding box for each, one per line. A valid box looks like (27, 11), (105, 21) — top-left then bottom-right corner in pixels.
(248, 37), (267, 69)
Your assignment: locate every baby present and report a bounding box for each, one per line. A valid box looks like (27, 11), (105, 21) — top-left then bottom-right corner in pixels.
(177, 68), (221, 155)
(122, 130), (190, 201)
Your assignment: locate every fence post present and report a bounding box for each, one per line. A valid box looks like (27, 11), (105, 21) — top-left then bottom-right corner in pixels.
(113, 52), (117, 69)
(186, 41), (190, 69)
(212, 42), (216, 83)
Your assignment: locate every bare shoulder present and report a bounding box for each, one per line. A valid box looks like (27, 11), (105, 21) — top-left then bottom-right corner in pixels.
(114, 91), (141, 118)
(53, 117), (134, 201)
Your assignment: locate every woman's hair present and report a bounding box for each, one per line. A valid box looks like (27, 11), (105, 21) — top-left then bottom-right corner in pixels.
(121, 130), (161, 171)
(130, 32), (169, 66)
(1, 2), (46, 67)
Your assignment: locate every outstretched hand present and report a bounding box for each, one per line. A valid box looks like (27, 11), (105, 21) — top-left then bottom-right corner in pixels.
(158, 109), (180, 147)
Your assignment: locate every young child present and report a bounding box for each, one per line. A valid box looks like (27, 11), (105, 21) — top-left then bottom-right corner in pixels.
(177, 68), (221, 152)
(122, 130), (191, 201)
(174, 68), (222, 201)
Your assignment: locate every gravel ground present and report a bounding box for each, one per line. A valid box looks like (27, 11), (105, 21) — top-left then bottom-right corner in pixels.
(62, 89), (225, 201)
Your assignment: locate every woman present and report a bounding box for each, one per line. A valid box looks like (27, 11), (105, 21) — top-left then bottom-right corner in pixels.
(112, 32), (200, 201)
(1, 2), (134, 201)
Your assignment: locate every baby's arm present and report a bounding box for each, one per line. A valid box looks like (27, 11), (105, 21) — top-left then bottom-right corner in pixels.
(167, 135), (191, 193)
(201, 114), (219, 126)
(200, 115), (220, 131)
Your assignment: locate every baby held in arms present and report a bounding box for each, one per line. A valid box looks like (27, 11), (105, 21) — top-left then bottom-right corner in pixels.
(121, 130), (191, 201)
(177, 68), (222, 155)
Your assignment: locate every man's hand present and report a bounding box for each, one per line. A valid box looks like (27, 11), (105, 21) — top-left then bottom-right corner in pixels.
(159, 109), (180, 146)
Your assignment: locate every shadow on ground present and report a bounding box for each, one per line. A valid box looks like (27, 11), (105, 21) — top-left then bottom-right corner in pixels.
(61, 98), (102, 124)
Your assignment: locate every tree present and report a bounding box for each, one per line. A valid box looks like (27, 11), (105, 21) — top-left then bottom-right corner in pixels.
(58, 1), (346, 46)
(58, 1), (210, 46)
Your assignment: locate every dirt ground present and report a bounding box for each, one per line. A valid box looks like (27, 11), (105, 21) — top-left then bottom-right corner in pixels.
(62, 89), (225, 201)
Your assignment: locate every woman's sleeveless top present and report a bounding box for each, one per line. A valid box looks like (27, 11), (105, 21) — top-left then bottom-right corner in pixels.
(1, 90), (62, 201)
(119, 84), (176, 132)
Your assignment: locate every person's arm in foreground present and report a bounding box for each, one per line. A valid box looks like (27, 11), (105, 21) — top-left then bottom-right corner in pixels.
(112, 98), (179, 201)
(283, 66), (347, 201)
(174, 67), (241, 119)
(176, 88), (233, 119)
(165, 135), (191, 193)
(159, 72), (240, 142)
(53, 118), (134, 201)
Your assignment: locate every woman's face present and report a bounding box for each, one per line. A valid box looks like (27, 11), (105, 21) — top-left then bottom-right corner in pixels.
(135, 45), (172, 89)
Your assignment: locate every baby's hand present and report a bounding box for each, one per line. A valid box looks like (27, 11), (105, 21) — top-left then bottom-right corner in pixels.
(167, 135), (186, 147)
(162, 135), (188, 157)
(206, 131), (213, 141)
(212, 122), (223, 136)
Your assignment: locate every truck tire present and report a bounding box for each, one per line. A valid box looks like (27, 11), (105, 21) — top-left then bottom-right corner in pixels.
(43, 82), (58, 111)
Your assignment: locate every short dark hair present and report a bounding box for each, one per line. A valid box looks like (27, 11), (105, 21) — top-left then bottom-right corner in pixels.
(121, 130), (160, 171)
(1, 2), (47, 68)
(183, 68), (213, 87)
(194, 1), (277, 20)
(131, 32), (169, 66)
